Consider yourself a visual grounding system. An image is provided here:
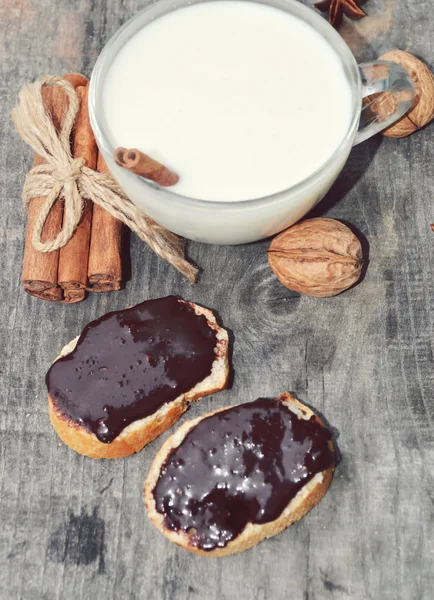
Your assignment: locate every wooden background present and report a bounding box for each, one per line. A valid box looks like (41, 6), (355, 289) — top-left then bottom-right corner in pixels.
(0, 0), (433, 598)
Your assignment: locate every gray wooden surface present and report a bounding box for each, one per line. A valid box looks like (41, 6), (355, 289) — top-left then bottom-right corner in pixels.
(1, 0), (433, 598)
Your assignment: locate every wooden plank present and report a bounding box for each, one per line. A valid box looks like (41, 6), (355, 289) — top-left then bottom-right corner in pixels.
(0, 0), (433, 599)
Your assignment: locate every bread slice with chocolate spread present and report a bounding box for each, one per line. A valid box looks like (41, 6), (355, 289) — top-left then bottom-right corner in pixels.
(145, 393), (336, 556)
(47, 297), (229, 459)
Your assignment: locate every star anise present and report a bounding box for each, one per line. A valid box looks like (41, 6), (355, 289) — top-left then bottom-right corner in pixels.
(314, 0), (367, 28)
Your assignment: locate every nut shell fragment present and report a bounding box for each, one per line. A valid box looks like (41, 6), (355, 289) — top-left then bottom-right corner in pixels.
(267, 218), (363, 298)
(378, 50), (434, 138)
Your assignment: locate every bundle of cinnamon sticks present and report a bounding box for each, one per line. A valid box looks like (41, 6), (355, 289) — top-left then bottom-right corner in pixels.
(22, 73), (123, 303)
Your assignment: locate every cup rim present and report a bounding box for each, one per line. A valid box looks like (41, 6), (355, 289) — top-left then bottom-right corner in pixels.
(89, 0), (362, 210)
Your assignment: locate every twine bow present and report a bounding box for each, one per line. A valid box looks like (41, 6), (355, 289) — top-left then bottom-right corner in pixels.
(11, 76), (198, 283)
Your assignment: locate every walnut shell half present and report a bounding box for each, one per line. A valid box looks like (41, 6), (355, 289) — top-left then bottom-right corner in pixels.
(267, 218), (363, 298)
(379, 50), (434, 138)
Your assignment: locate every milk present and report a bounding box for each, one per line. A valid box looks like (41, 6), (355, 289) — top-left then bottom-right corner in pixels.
(102, 1), (353, 202)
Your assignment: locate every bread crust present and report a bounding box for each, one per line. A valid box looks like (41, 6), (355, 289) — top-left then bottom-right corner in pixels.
(48, 301), (229, 459)
(144, 393), (335, 556)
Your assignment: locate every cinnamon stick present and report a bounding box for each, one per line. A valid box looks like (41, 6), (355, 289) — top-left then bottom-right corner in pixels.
(87, 153), (123, 291)
(114, 147), (179, 186)
(58, 84), (95, 303)
(22, 73), (88, 301)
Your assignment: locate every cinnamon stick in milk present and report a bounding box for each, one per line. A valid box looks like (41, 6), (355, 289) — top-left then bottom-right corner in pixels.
(58, 84), (95, 303)
(114, 147), (179, 186)
(87, 153), (123, 291)
(22, 73), (88, 301)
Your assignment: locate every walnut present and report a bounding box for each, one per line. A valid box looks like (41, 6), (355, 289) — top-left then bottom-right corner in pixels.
(267, 218), (364, 298)
(378, 50), (434, 138)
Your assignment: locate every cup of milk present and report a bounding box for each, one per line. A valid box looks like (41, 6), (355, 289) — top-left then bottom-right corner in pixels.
(89, 0), (414, 245)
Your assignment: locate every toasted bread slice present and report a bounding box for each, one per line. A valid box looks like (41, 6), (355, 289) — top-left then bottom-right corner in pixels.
(145, 392), (335, 556)
(48, 301), (229, 459)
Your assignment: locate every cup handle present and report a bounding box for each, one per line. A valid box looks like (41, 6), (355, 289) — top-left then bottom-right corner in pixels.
(354, 60), (415, 145)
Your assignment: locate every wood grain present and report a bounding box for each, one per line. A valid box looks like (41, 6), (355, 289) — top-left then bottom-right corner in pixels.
(0, 0), (433, 599)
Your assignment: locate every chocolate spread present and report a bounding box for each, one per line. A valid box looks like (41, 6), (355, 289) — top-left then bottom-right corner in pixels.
(154, 398), (335, 551)
(46, 296), (218, 443)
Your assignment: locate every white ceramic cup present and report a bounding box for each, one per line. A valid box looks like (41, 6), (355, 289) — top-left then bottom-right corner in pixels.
(89, 0), (414, 245)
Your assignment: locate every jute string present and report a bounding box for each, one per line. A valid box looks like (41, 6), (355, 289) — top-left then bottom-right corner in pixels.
(11, 75), (198, 283)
